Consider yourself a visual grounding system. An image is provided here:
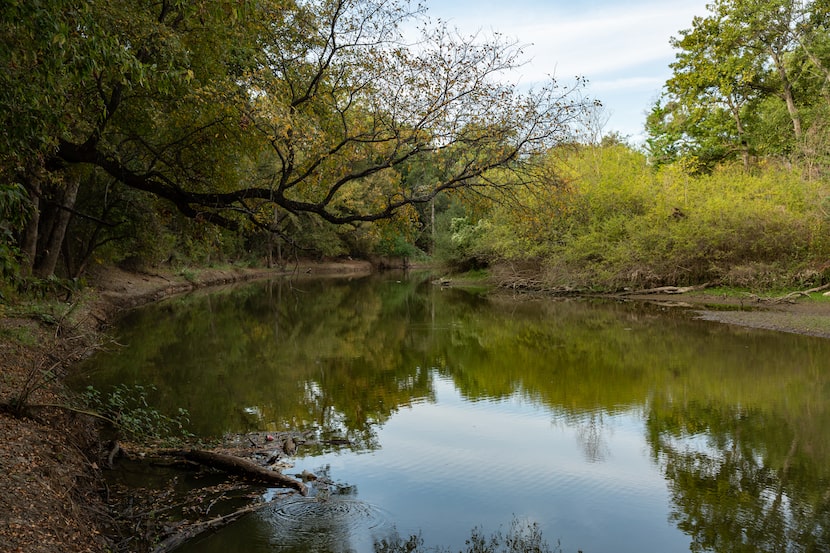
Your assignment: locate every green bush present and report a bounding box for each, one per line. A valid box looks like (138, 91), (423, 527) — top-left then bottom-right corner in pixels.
(0, 183), (29, 298)
(81, 384), (192, 444)
(448, 144), (830, 290)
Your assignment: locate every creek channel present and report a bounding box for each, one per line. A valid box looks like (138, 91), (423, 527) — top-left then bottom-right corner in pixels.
(74, 272), (830, 552)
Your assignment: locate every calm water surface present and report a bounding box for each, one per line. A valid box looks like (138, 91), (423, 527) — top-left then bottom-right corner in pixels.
(76, 273), (830, 552)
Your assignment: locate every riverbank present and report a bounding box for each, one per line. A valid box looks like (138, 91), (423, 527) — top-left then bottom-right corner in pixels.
(617, 289), (830, 339)
(2, 261), (829, 552)
(0, 261), (371, 553)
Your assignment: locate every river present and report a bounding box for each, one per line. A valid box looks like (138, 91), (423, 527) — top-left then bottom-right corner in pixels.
(75, 272), (830, 552)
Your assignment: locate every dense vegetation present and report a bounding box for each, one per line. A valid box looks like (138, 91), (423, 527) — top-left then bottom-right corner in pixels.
(445, 142), (830, 290)
(2, 0), (830, 296)
(0, 0), (592, 289)
(440, 0), (830, 290)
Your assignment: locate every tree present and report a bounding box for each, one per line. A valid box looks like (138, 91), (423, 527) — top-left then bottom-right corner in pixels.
(2, 0), (596, 279)
(647, 13), (767, 169)
(127, 0), (596, 230)
(647, 0), (830, 169)
(2, 0), (261, 277)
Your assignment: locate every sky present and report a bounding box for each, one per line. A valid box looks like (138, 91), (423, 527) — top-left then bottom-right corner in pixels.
(417, 0), (712, 143)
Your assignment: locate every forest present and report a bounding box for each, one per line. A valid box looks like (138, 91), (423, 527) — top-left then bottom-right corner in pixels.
(3, 0), (830, 296)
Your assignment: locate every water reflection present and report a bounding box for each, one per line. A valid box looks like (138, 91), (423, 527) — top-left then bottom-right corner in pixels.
(75, 273), (830, 552)
(198, 465), (394, 553)
(648, 399), (830, 552)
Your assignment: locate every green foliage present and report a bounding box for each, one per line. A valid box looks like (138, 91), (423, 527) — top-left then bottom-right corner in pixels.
(441, 142), (830, 290)
(0, 183), (28, 295)
(646, 0), (830, 169)
(2, 0), (597, 281)
(582, 161), (830, 288)
(375, 232), (423, 261)
(432, 197), (496, 270)
(81, 384), (192, 444)
(448, 217), (492, 267)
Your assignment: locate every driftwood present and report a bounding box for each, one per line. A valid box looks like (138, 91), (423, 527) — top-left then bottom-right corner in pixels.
(770, 283), (830, 303)
(117, 444), (307, 494)
(618, 283), (713, 296)
(183, 449), (307, 495)
(152, 501), (268, 553)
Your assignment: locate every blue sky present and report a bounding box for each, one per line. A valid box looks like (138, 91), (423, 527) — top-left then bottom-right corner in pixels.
(418, 0), (711, 143)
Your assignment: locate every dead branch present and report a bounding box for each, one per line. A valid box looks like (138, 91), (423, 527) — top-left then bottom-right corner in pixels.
(618, 283), (713, 296)
(770, 283), (830, 304)
(19, 403), (117, 423)
(120, 446), (308, 495)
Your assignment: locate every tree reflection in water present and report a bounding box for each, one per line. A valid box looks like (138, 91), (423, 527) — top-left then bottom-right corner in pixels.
(374, 517), (560, 553)
(648, 399), (830, 552)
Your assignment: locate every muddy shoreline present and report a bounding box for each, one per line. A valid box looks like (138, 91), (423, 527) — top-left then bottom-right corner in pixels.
(2, 263), (829, 552)
(619, 291), (830, 338)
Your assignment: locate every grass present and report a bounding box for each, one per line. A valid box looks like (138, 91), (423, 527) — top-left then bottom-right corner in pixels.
(0, 324), (38, 346)
(177, 267), (200, 283)
(699, 284), (830, 301)
(704, 286), (754, 298)
(455, 268), (490, 281)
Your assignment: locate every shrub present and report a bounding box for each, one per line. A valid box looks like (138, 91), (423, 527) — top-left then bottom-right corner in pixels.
(81, 384), (192, 444)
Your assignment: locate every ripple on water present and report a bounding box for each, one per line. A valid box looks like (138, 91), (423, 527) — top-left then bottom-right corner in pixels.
(257, 495), (395, 552)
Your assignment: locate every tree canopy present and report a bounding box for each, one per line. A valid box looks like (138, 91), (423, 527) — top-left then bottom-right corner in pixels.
(0, 0), (596, 278)
(646, 0), (830, 171)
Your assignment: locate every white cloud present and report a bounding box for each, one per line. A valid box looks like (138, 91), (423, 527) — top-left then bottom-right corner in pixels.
(417, 0), (710, 138)
(589, 76), (665, 93)
(434, 2), (703, 82)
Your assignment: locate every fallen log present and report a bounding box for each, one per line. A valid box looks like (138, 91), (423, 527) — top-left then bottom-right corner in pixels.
(619, 283), (713, 296)
(184, 449), (307, 495)
(771, 283), (830, 303)
(152, 501), (267, 553)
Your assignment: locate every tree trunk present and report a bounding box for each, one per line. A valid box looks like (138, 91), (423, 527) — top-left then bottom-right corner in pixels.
(771, 50), (802, 141)
(20, 167), (43, 277)
(34, 170), (81, 278)
(728, 98), (750, 170)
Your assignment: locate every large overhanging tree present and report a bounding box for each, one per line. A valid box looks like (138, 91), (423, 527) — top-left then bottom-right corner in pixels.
(3, 0), (596, 277)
